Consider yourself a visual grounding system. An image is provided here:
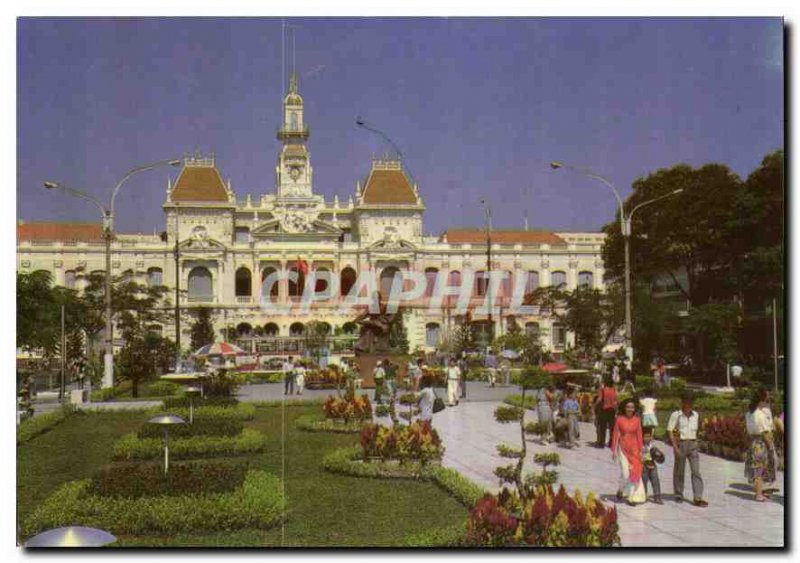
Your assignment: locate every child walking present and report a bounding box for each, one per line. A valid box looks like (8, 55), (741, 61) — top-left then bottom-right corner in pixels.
(641, 427), (664, 504)
(639, 387), (659, 429)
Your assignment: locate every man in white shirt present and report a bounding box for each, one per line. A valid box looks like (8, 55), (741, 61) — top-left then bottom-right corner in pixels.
(446, 358), (461, 406)
(667, 395), (708, 507)
(283, 356), (295, 396)
(373, 360), (386, 404)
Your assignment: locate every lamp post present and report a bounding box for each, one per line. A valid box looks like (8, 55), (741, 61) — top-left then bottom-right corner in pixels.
(549, 161), (682, 365)
(24, 526), (117, 548)
(480, 199), (494, 341)
(185, 386), (201, 423)
(44, 159), (181, 389)
(147, 414), (186, 474)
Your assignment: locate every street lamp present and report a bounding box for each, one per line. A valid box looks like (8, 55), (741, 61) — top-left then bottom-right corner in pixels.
(24, 526), (117, 548)
(185, 386), (201, 423)
(44, 159), (181, 389)
(147, 414), (186, 474)
(480, 199), (494, 339)
(549, 161), (683, 365)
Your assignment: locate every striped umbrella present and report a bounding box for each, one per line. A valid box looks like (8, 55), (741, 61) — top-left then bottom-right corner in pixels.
(193, 342), (247, 357)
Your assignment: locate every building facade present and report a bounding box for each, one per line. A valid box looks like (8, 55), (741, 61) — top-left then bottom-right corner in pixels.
(17, 73), (607, 357)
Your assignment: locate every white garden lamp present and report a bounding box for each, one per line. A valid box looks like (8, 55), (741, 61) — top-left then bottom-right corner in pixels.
(147, 414), (186, 474)
(185, 387), (201, 423)
(24, 526), (117, 547)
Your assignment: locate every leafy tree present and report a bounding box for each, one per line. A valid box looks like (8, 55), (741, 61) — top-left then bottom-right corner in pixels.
(559, 286), (624, 359)
(685, 303), (739, 370)
(190, 307), (216, 351)
(116, 331), (174, 398)
(304, 321), (330, 364)
(388, 308), (409, 354)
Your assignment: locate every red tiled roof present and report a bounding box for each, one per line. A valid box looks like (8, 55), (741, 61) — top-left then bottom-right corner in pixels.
(170, 165), (230, 203)
(17, 222), (105, 242)
(362, 168), (418, 205)
(441, 229), (567, 246)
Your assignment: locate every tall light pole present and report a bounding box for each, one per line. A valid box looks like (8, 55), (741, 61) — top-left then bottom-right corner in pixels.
(44, 158), (181, 388)
(550, 161), (682, 365)
(480, 199), (493, 340)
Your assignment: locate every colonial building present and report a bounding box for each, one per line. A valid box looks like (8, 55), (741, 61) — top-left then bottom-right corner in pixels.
(17, 73), (606, 357)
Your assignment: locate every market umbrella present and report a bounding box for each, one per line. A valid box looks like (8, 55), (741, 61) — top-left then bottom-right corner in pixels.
(193, 342), (247, 357)
(499, 349), (520, 360)
(542, 362), (567, 373)
(24, 526), (117, 548)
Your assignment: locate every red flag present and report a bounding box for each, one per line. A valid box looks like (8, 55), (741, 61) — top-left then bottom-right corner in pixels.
(296, 256), (309, 275)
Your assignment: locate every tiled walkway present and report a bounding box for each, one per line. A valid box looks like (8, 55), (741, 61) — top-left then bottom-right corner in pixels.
(431, 401), (785, 547)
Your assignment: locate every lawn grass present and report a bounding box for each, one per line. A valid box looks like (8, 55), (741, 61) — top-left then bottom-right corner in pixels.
(17, 404), (468, 547)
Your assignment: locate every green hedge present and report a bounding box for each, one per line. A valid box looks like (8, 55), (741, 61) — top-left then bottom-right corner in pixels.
(17, 405), (75, 445)
(143, 381), (182, 397)
(88, 460), (248, 498)
(148, 403), (257, 421)
(21, 470), (284, 539)
(503, 394), (536, 410)
(138, 415), (243, 439)
(252, 398), (326, 408)
(90, 388), (117, 402)
(404, 521), (468, 547)
(237, 370), (283, 384)
(295, 414), (365, 434)
(162, 396), (239, 409)
(112, 429), (267, 461)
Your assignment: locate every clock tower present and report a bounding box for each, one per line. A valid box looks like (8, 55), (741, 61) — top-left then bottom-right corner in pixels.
(276, 72), (313, 199)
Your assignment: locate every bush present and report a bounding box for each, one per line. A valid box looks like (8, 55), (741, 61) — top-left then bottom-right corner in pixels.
(504, 394), (536, 409)
(635, 375), (656, 391)
(237, 370), (283, 384)
(88, 460), (249, 498)
(138, 415), (243, 439)
(112, 429), (267, 461)
(701, 413), (749, 456)
(152, 403), (256, 421)
(143, 381), (182, 397)
(21, 470), (284, 538)
(162, 396), (239, 409)
(305, 366), (347, 389)
(693, 395), (742, 413)
(17, 405), (76, 445)
(90, 388), (117, 402)
(295, 414), (365, 433)
(323, 394), (373, 423)
(203, 370), (241, 397)
(360, 422), (444, 464)
(464, 486), (620, 547)
(513, 367), (553, 390)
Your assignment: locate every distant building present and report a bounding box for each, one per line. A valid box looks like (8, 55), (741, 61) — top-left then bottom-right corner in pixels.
(17, 73), (606, 357)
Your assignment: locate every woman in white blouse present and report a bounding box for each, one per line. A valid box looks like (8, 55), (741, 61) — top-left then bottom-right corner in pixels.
(745, 388), (776, 502)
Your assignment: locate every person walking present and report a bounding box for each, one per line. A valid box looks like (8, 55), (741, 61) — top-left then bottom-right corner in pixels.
(611, 398), (646, 505)
(745, 388), (777, 501)
(283, 356), (296, 396)
(410, 358), (425, 391)
(596, 376), (618, 448)
(373, 359), (386, 404)
(561, 386), (581, 448)
(384, 359), (397, 399)
(639, 387), (659, 429)
(295, 361), (306, 395)
(416, 375), (436, 432)
(536, 385), (554, 442)
(446, 358), (461, 406)
(667, 395), (708, 506)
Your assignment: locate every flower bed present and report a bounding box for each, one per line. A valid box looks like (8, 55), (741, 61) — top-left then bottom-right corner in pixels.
(359, 422), (444, 464)
(112, 428), (267, 461)
(323, 394), (372, 423)
(21, 470), (284, 539)
(295, 414), (365, 434)
(699, 414), (749, 462)
(305, 366), (347, 389)
(464, 486), (620, 547)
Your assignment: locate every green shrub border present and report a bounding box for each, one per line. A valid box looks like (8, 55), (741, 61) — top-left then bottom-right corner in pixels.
(17, 405), (76, 445)
(112, 428), (267, 461)
(146, 403), (257, 421)
(21, 470), (284, 539)
(295, 414), (366, 434)
(322, 446), (486, 546)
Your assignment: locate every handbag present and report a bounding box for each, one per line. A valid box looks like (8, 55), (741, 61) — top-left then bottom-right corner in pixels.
(650, 445), (665, 464)
(432, 388), (446, 413)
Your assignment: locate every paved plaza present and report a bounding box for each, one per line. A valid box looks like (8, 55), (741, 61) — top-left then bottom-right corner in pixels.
(431, 401), (785, 548)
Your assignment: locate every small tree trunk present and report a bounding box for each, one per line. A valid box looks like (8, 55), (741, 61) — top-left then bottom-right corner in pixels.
(132, 378), (139, 398)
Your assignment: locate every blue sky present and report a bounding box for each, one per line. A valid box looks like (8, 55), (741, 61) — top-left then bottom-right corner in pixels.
(17, 17), (783, 235)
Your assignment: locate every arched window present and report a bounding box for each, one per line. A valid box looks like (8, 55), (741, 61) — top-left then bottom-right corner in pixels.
(475, 270), (488, 297)
(188, 267), (213, 300)
(525, 322), (540, 339)
(525, 271), (539, 295)
(578, 271), (594, 289)
(317, 322), (332, 335)
(551, 271), (567, 289)
(261, 267), (279, 301)
(236, 322), (253, 337)
(290, 112), (299, 131)
(340, 267), (357, 297)
(379, 266), (401, 300)
(424, 267), (439, 297)
(289, 322), (305, 336)
(425, 323), (441, 347)
(288, 266), (305, 298)
(341, 321), (358, 335)
(552, 323), (566, 348)
(147, 267), (163, 288)
(264, 322), (279, 337)
(314, 267), (331, 298)
(64, 270), (76, 290)
(500, 270), (513, 298)
(235, 267), (252, 297)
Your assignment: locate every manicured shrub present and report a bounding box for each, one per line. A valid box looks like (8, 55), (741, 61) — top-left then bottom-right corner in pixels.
(143, 381), (182, 397)
(21, 470), (284, 538)
(295, 414), (365, 433)
(152, 403), (256, 421)
(162, 396), (239, 409)
(202, 370), (241, 397)
(464, 486), (620, 547)
(112, 428), (267, 461)
(88, 460), (249, 498)
(359, 422), (443, 464)
(138, 415), (243, 438)
(503, 394), (536, 409)
(16, 405), (76, 445)
(323, 394), (372, 423)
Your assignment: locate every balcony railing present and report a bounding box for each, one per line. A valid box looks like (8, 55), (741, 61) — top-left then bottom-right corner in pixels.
(187, 295), (215, 303)
(234, 335), (357, 356)
(236, 296), (253, 304)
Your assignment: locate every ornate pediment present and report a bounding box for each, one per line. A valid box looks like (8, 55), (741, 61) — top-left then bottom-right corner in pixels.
(251, 209), (341, 238)
(178, 226), (227, 253)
